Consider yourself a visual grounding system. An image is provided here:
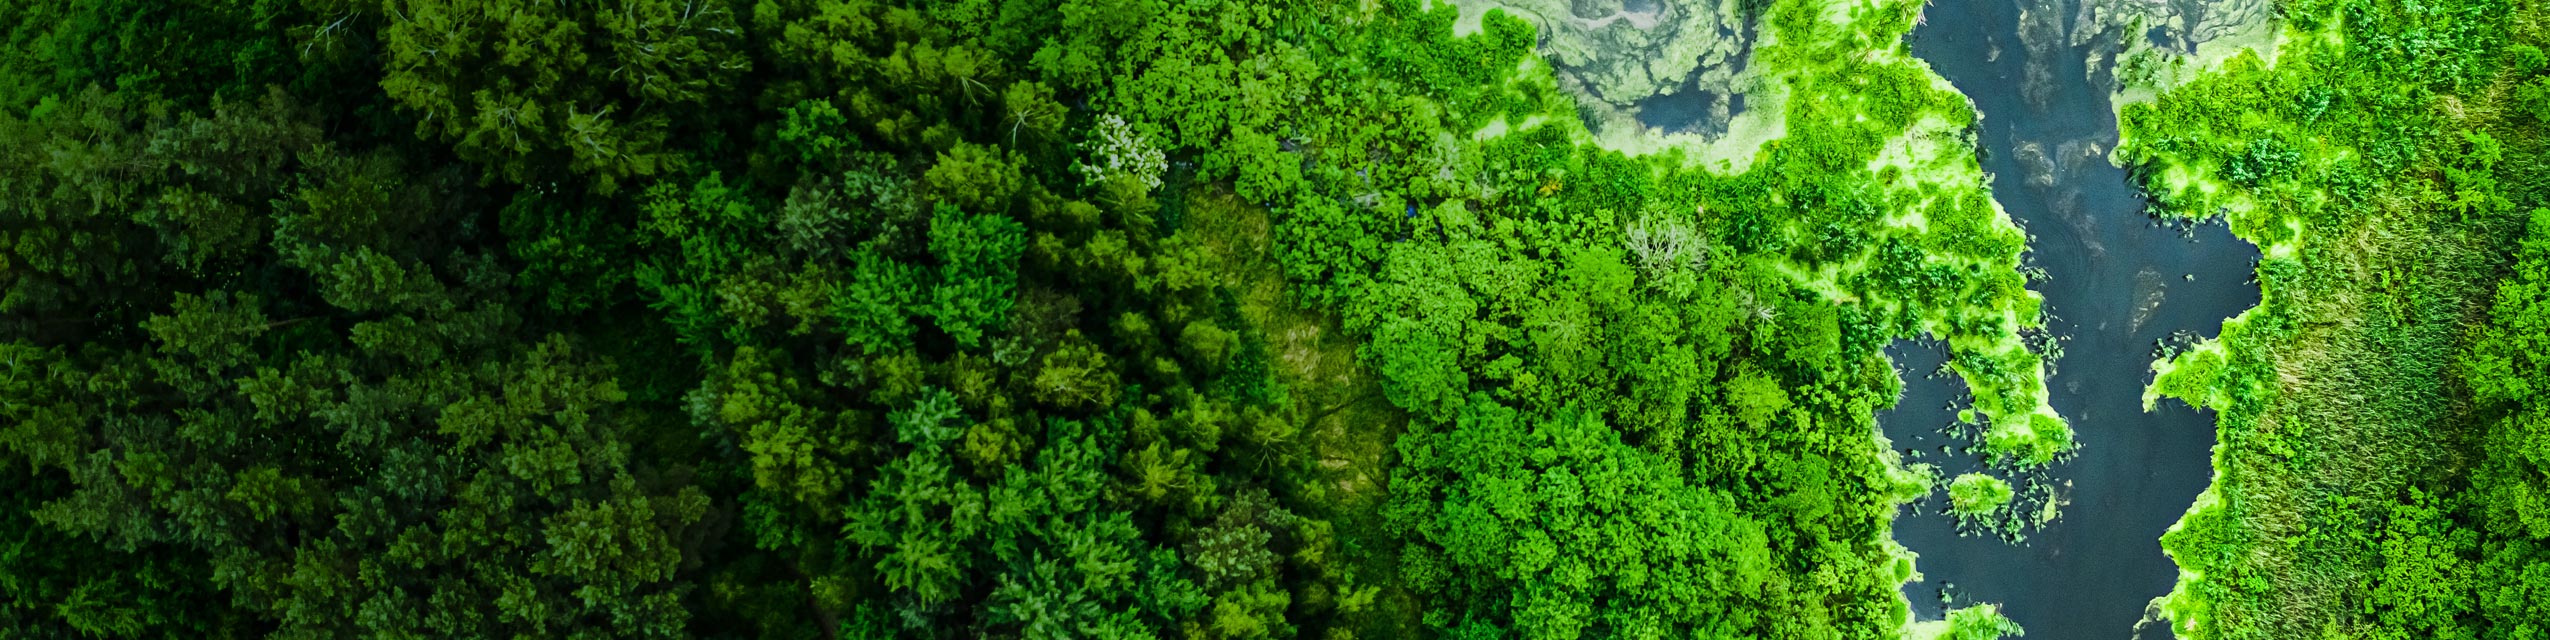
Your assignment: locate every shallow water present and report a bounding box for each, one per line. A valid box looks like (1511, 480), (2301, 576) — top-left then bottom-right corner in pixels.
(1884, 0), (2262, 636)
(1634, 15), (1757, 137)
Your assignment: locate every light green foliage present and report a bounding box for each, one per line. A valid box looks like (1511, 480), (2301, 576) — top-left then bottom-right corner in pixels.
(1946, 473), (2014, 517)
(1199, 0), (2054, 633)
(1945, 604), (2024, 639)
(2124, 0), (2550, 637)
(926, 204), (1028, 349)
(2369, 490), (2478, 639)
(1906, 604), (2024, 640)
(1386, 398), (1773, 639)
(2470, 208), (2550, 539)
(1362, 240), (1483, 423)
(838, 248), (926, 355)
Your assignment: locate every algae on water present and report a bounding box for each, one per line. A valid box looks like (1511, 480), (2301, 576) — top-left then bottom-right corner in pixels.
(1452, 0), (1762, 143)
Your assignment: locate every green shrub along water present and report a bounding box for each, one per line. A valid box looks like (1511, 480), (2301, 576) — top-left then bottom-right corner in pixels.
(2119, 0), (2550, 636)
(0, 0), (2057, 637)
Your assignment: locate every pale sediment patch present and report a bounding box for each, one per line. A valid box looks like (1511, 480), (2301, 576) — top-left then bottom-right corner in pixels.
(1453, 0), (1776, 171)
(2107, 0), (2282, 106)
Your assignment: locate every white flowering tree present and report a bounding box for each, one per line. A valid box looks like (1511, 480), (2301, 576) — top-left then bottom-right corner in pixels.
(1624, 210), (1709, 298)
(1077, 114), (1167, 194)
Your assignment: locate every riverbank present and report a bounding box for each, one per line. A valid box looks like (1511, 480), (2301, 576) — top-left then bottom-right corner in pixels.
(2118, 0), (2550, 635)
(1448, 0), (2083, 633)
(1881, 0), (2262, 636)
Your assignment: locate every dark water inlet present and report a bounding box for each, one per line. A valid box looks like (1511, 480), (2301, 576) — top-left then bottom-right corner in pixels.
(1884, 0), (2263, 637)
(1634, 15), (1758, 137)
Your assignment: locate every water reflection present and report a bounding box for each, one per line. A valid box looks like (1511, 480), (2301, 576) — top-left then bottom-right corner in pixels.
(1884, 0), (2264, 636)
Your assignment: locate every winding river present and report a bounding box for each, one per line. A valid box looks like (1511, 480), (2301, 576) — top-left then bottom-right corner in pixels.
(1882, 0), (2262, 636)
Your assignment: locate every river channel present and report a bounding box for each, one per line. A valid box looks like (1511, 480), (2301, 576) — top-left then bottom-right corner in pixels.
(1882, 0), (2263, 637)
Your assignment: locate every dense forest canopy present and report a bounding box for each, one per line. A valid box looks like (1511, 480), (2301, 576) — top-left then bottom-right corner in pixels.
(11, 0), (2542, 637)
(0, 0), (2062, 636)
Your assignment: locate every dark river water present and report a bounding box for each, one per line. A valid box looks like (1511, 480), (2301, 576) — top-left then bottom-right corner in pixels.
(1883, 0), (2263, 637)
